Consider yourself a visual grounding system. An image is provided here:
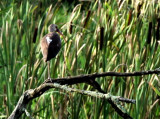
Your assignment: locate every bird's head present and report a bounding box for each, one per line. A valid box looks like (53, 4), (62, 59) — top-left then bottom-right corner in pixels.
(48, 24), (66, 42)
(48, 24), (59, 32)
(48, 24), (63, 37)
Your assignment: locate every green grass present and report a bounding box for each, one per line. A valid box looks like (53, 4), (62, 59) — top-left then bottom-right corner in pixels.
(0, 0), (160, 118)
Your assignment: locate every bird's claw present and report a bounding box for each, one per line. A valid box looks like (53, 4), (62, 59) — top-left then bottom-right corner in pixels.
(48, 77), (52, 82)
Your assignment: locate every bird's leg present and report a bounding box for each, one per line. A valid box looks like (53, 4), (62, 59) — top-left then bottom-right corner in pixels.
(47, 61), (52, 82)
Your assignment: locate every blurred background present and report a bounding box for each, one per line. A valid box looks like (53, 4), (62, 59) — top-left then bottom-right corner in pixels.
(0, 0), (160, 118)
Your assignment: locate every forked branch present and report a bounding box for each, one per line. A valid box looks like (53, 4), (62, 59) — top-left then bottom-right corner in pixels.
(8, 68), (160, 119)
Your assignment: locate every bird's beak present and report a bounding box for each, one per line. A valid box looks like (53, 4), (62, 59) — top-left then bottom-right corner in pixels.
(57, 29), (66, 42)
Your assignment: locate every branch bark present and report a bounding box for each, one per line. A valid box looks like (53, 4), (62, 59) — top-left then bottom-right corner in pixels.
(8, 68), (160, 119)
(46, 68), (160, 84)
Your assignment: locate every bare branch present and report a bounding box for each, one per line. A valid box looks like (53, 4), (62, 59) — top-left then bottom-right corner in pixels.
(8, 83), (134, 119)
(9, 68), (160, 119)
(46, 68), (160, 84)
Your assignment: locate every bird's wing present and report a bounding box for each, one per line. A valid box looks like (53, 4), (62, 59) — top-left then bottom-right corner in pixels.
(46, 33), (61, 61)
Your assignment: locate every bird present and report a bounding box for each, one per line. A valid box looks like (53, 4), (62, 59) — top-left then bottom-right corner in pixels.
(40, 24), (64, 81)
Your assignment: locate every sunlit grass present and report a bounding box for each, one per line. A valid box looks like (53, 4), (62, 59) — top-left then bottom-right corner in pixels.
(0, 0), (160, 118)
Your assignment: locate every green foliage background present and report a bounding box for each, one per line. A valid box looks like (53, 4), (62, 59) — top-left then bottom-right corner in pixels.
(0, 0), (160, 118)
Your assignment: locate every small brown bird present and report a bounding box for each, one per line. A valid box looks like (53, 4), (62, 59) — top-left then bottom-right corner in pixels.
(40, 24), (64, 81)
